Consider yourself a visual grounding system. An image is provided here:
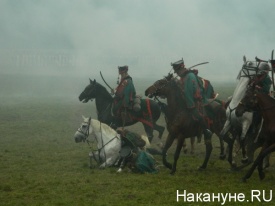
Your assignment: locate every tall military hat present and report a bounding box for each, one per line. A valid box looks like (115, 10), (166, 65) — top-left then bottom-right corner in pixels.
(118, 65), (128, 74)
(171, 58), (184, 70)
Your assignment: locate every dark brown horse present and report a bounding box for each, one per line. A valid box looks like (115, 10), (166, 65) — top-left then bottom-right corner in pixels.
(236, 86), (275, 181)
(79, 79), (165, 143)
(145, 74), (226, 174)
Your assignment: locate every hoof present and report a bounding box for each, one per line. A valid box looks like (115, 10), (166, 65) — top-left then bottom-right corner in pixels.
(241, 177), (247, 183)
(170, 171), (176, 175)
(198, 166), (206, 171)
(259, 172), (265, 180)
(117, 168), (123, 173)
(183, 149), (188, 154)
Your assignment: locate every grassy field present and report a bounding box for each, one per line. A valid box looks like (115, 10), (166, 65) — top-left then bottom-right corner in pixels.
(0, 76), (274, 206)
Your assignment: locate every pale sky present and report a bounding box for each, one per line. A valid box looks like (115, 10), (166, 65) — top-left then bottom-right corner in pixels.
(0, 0), (274, 82)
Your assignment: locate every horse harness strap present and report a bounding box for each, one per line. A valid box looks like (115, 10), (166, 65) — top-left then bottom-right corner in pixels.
(87, 135), (120, 164)
(82, 119), (120, 164)
(228, 105), (237, 122)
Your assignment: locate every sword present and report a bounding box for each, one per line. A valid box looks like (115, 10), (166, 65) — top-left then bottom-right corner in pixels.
(270, 50), (275, 97)
(187, 62), (209, 70)
(255, 56), (268, 63)
(100, 71), (113, 91)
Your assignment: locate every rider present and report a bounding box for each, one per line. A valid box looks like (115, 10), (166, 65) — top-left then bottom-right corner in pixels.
(171, 58), (213, 140)
(255, 63), (272, 94)
(252, 63), (272, 131)
(112, 66), (136, 122)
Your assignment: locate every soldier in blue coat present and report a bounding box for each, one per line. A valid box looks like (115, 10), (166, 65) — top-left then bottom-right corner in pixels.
(112, 66), (136, 122)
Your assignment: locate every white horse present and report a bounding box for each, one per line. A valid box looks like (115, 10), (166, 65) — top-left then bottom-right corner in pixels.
(74, 116), (151, 169)
(220, 56), (271, 167)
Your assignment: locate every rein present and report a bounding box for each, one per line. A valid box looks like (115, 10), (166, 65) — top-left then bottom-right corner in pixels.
(79, 118), (120, 164)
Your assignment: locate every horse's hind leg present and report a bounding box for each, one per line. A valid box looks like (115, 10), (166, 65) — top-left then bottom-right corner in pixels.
(190, 137), (195, 154)
(153, 122), (165, 140)
(182, 137), (195, 154)
(143, 124), (154, 142)
(182, 139), (188, 154)
(217, 133), (226, 160)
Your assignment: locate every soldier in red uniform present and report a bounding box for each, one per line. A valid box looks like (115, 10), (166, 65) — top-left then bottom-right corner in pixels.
(112, 66), (136, 122)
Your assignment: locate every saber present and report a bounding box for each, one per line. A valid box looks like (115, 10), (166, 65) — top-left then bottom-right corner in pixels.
(255, 56), (268, 63)
(187, 62), (209, 70)
(100, 71), (113, 91)
(271, 50), (275, 97)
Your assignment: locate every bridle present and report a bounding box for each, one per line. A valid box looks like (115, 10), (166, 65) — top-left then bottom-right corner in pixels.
(81, 82), (98, 102)
(227, 61), (263, 119)
(239, 89), (275, 112)
(149, 75), (172, 98)
(77, 117), (120, 164)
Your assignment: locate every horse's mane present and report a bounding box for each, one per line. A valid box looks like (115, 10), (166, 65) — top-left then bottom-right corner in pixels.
(87, 119), (117, 135)
(258, 91), (275, 104)
(94, 81), (113, 101)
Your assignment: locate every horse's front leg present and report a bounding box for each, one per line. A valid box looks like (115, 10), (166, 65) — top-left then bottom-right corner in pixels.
(199, 132), (213, 170)
(217, 133), (226, 160)
(222, 130), (236, 168)
(257, 143), (275, 180)
(162, 133), (174, 170)
(242, 143), (269, 182)
(89, 151), (99, 169)
(220, 120), (230, 138)
(170, 136), (184, 175)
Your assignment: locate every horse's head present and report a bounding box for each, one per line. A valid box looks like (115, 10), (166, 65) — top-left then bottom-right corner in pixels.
(74, 116), (91, 143)
(145, 73), (174, 98)
(235, 86), (258, 117)
(79, 79), (98, 103)
(238, 56), (271, 80)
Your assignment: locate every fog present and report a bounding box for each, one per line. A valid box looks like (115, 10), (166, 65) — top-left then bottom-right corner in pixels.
(0, 0), (274, 98)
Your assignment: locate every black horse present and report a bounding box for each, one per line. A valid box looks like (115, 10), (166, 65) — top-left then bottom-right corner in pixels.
(79, 79), (165, 142)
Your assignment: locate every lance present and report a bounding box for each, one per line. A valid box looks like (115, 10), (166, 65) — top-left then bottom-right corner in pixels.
(100, 71), (113, 91)
(187, 62), (209, 70)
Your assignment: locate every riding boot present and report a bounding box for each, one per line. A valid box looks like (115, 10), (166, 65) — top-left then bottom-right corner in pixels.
(198, 115), (213, 141)
(190, 108), (213, 142)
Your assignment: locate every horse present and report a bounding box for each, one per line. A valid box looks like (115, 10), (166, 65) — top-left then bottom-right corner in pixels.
(79, 79), (165, 143)
(74, 116), (153, 172)
(145, 73), (227, 174)
(235, 86), (275, 181)
(220, 57), (271, 169)
(74, 116), (121, 168)
(157, 101), (196, 154)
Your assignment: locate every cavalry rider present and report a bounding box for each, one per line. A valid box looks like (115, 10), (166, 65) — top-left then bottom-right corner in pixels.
(171, 58), (213, 140)
(112, 65), (136, 122)
(252, 63), (272, 131)
(255, 63), (272, 95)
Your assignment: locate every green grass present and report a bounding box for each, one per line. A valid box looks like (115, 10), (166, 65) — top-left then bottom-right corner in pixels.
(0, 88), (274, 205)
